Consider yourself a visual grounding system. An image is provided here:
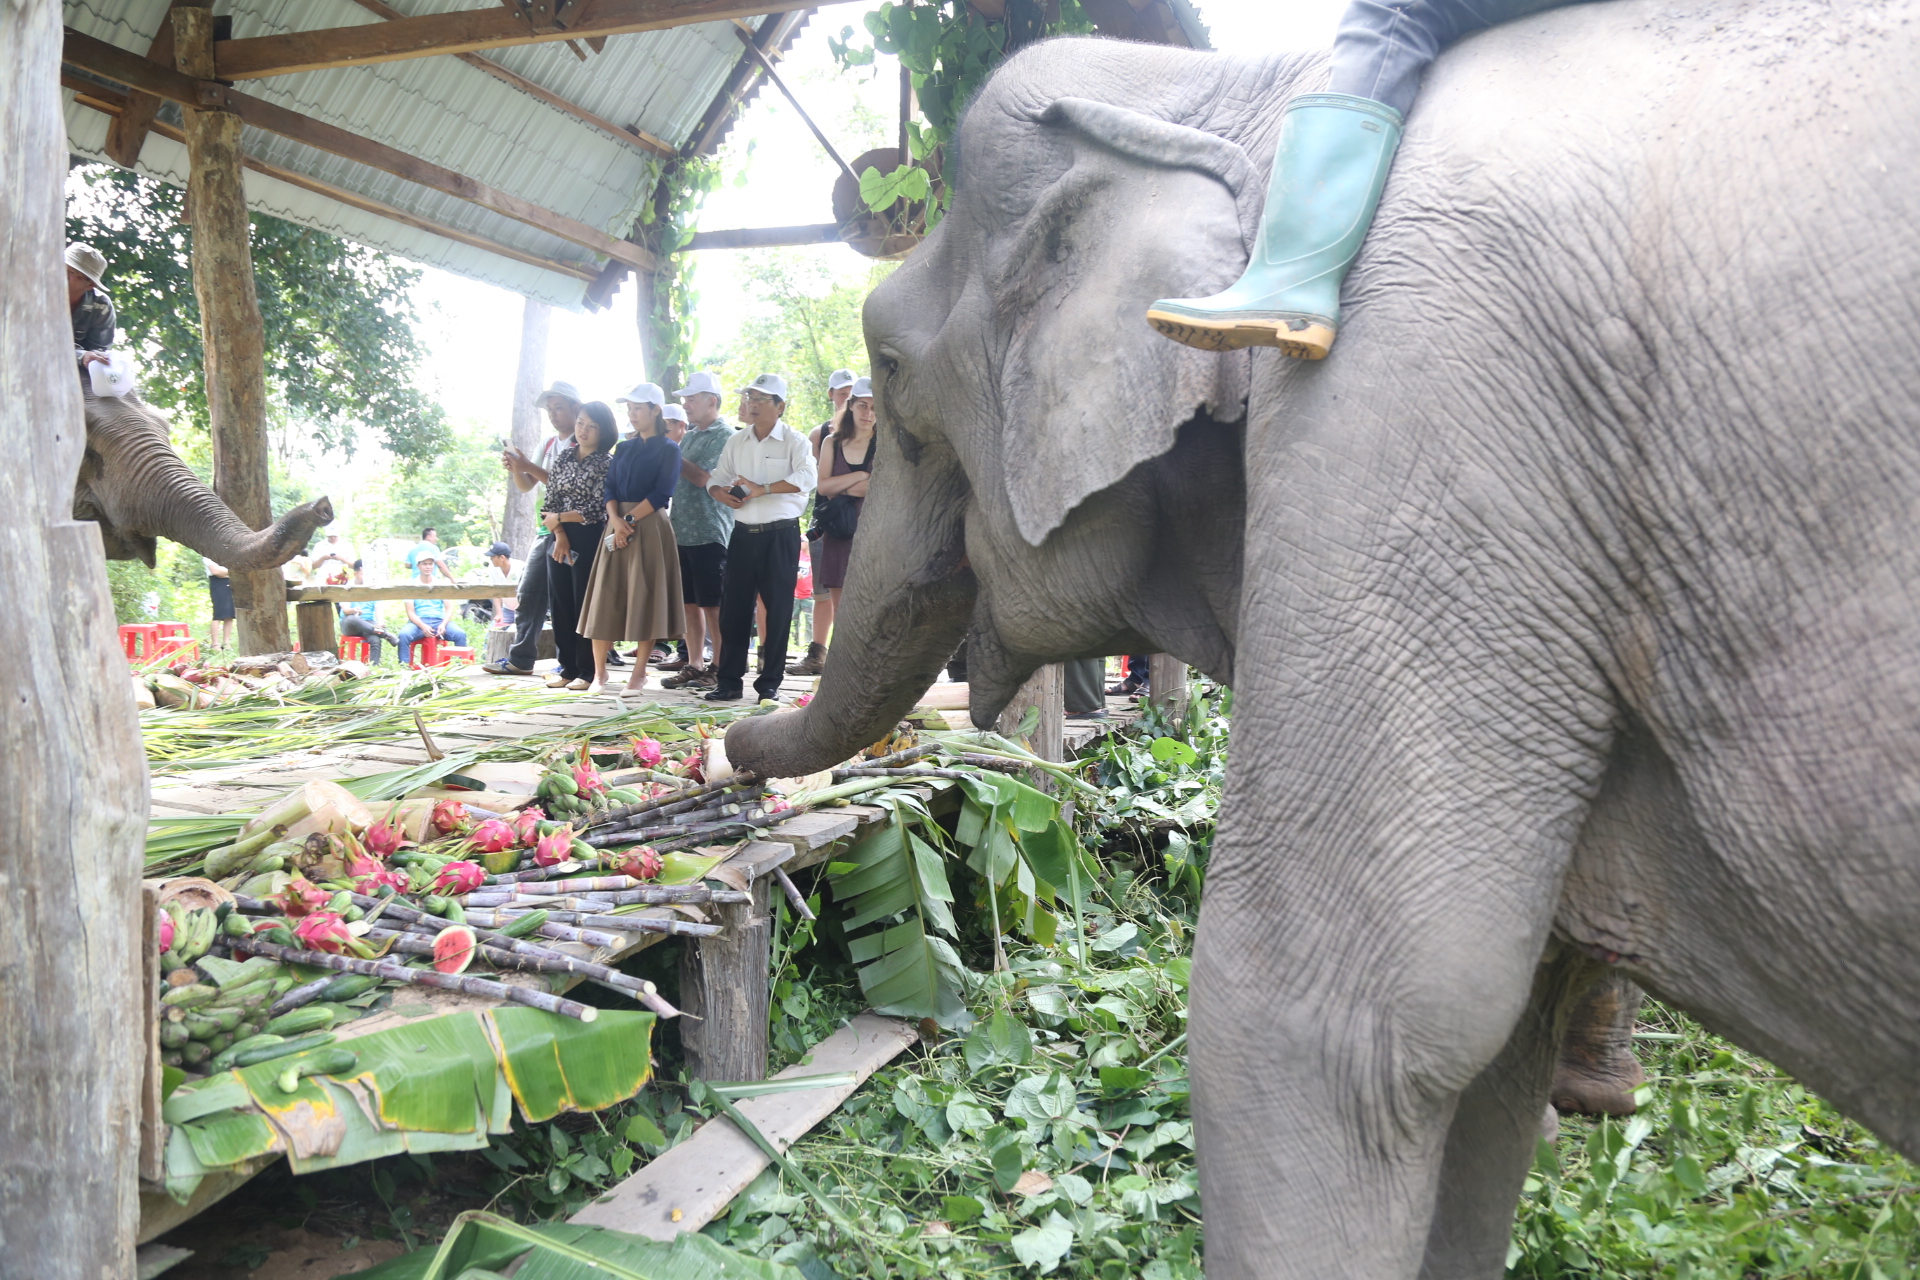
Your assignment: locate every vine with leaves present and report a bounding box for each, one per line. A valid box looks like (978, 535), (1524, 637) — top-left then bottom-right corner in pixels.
(632, 155), (722, 390)
(831, 0), (1095, 220)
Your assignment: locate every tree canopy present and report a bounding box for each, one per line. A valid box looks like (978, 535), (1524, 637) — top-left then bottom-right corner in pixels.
(65, 163), (448, 462)
(709, 252), (894, 430)
(350, 419), (507, 551)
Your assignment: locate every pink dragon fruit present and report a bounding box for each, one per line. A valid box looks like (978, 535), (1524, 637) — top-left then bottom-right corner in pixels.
(792, 693), (813, 708)
(273, 876), (332, 919)
(513, 806), (546, 847)
(430, 799), (470, 835)
(572, 761), (608, 798)
(630, 736), (664, 768)
(606, 845), (662, 881)
(363, 813), (407, 858)
(468, 818), (516, 853)
(293, 911), (359, 956)
(764, 795), (792, 817)
(354, 866), (409, 895)
(157, 909), (175, 953)
(533, 824), (575, 868)
(433, 860), (487, 896)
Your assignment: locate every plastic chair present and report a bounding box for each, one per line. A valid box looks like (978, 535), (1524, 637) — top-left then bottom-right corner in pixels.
(434, 646), (475, 665)
(153, 636), (199, 665)
(119, 623), (159, 660)
(155, 621), (191, 640)
(338, 636), (370, 662)
(408, 636), (440, 668)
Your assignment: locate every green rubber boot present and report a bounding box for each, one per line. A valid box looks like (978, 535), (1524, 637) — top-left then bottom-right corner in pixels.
(1148, 93), (1404, 360)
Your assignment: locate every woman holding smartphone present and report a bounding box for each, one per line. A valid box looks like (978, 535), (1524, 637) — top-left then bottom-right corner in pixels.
(541, 401), (616, 691)
(581, 383), (685, 698)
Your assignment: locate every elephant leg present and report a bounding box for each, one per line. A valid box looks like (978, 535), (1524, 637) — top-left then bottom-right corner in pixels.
(1419, 949), (1612, 1280)
(1550, 971), (1646, 1116)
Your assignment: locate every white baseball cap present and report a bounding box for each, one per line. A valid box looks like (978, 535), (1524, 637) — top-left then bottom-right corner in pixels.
(674, 370), (724, 398)
(534, 380), (582, 406)
(827, 369), (857, 391)
(65, 243), (108, 286)
(740, 373), (788, 400)
(850, 376), (874, 399)
(662, 404), (688, 423)
(617, 381), (664, 407)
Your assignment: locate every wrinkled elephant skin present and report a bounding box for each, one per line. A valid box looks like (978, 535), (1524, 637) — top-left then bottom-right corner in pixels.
(75, 391), (332, 570)
(729, 4), (1920, 1277)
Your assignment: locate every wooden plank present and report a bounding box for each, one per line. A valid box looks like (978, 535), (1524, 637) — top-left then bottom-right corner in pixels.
(571, 1015), (918, 1239)
(287, 583), (516, 602)
(213, 0), (817, 80)
(683, 223), (843, 252)
(139, 883), (165, 1184)
(1149, 653), (1190, 725)
(62, 28), (218, 108)
(102, 0), (192, 167)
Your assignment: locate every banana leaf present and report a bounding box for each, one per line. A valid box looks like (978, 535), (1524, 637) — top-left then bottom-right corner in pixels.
(658, 851), (726, 885)
(487, 1007), (654, 1122)
(354, 1211), (805, 1280)
(340, 752), (482, 802)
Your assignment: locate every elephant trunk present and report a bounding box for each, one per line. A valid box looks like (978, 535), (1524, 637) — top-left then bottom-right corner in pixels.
(725, 441), (976, 779)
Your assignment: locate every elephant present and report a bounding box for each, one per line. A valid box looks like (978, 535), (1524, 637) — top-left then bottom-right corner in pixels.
(76, 390), (333, 569)
(727, 2), (1920, 1276)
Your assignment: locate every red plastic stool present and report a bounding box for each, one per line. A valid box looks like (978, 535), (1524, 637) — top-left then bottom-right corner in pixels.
(409, 636), (439, 668)
(339, 636), (370, 662)
(433, 646), (475, 665)
(156, 621), (191, 640)
(154, 636), (199, 665)
(119, 624), (159, 660)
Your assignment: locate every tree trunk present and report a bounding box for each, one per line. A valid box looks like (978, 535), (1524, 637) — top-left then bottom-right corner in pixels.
(177, 5), (287, 655)
(0, 2), (148, 1269)
(1149, 653), (1190, 725)
(505, 296), (550, 561)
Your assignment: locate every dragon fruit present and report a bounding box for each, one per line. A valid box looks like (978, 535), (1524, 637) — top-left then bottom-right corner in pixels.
(355, 866), (409, 895)
(533, 824), (576, 868)
(469, 818), (516, 853)
(157, 909), (175, 953)
(273, 876), (333, 918)
(572, 761), (608, 798)
(293, 911), (357, 955)
(430, 799), (470, 835)
(363, 813), (407, 857)
(630, 736), (664, 768)
(513, 806), (546, 846)
(792, 693), (813, 708)
(433, 860), (487, 896)
(606, 845), (662, 881)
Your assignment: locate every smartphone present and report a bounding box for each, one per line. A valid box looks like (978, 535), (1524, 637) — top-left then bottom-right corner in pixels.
(728, 484), (749, 500)
(603, 533), (618, 552)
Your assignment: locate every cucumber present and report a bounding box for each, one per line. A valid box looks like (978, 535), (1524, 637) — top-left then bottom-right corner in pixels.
(159, 1021), (190, 1050)
(275, 1047), (359, 1094)
(441, 900), (465, 925)
(210, 1033), (283, 1072)
(263, 1005), (337, 1037)
(160, 983), (218, 1009)
(233, 1032), (336, 1069)
(317, 973), (378, 1002)
(325, 891), (353, 916)
(570, 839), (596, 861)
(496, 909), (549, 938)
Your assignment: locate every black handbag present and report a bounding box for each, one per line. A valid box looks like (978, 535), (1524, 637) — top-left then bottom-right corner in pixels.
(813, 493), (862, 541)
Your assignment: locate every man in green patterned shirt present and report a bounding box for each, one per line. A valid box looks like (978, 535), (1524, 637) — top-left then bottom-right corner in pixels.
(662, 371), (737, 689)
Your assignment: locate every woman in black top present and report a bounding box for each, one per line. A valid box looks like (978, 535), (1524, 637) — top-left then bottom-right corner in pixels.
(581, 393), (685, 697)
(541, 402), (615, 690)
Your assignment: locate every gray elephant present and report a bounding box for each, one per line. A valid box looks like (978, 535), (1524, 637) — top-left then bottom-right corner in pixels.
(77, 390), (332, 569)
(729, 3), (1920, 1276)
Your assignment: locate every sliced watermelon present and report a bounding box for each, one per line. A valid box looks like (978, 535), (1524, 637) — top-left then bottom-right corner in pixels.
(431, 925), (478, 974)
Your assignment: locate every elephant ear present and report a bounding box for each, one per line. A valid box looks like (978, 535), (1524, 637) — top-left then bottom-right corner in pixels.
(991, 97), (1259, 547)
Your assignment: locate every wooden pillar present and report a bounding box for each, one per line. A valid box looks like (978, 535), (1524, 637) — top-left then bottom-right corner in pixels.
(504, 297), (550, 561)
(1, 2), (148, 1269)
(177, 5), (288, 655)
(1149, 653), (1190, 725)
(997, 663), (1065, 762)
(295, 600), (339, 657)
(679, 876), (772, 1081)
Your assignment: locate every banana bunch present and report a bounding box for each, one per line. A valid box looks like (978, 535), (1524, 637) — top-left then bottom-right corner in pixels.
(157, 968), (301, 1070)
(159, 902), (221, 973)
(535, 767), (645, 818)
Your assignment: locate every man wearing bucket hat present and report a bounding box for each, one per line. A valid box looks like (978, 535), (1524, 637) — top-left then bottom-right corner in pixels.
(484, 380), (581, 676)
(702, 373), (816, 702)
(659, 370), (736, 690)
(65, 243), (116, 368)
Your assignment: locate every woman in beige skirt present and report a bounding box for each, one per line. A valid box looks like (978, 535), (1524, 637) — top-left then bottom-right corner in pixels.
(580, 383), (685, 697)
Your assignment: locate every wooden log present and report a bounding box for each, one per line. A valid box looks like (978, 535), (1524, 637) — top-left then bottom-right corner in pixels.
(679, 874), (772, 1081)
(996, 662), (1065, 763)
(1, 2), (147, 1266)
(683, 223), (845, 252)
(1149, 653), (1191, 725)
(176, 6), (289, 655)
(295, 600), (338, 657)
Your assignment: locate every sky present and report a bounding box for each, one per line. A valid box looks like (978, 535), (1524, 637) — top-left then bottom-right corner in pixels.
(410, 0), (1346, 431)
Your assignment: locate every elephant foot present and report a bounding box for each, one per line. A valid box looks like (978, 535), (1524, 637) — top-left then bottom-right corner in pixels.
(1552, 972), (1647, 1116)
(1539, 1102), (1561, 1144)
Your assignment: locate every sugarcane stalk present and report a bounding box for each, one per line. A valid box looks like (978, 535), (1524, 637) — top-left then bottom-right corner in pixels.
(267, 975), (334, 1018)
(831, 766), (975, 781)
(847, 741), (944, 771)
(498, 875), (642, 896)
(225, 937), (598, 1021)
(365, 928), (684, 1017)
(352, 892), (626, 949)
(773, 866), (815, 921)
(581, 773), (762, 832)
(465, 907), (726, 937)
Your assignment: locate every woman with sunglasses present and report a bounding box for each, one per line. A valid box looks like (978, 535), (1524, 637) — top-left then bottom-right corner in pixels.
(541, 401), (615, 691)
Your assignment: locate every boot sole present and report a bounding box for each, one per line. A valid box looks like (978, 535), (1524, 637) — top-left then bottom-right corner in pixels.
(1145, 311), (1335, 361)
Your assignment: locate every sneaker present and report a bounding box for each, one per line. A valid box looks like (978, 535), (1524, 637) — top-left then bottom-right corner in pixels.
(702, 687), (743, 703)
(663, 667), (714, 690)
(483, 662), (535, 676)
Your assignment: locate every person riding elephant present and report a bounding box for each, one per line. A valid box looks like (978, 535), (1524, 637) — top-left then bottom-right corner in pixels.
(725, 9), (1920, 1277)
(1149, 0), (1591, 360)
(65, 242), (115, 371)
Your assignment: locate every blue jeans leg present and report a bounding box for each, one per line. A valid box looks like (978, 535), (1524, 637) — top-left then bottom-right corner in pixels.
(508, 536), (553, 670)
(1327, 0), (1586, 116)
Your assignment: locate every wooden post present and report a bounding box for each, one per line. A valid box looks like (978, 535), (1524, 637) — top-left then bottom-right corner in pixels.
(177, 4), (289, 655)
(997, 663), (1065, 763)
(1, 2), (148, 1269)
(678, 876), (772, 1081)
(504, 297), (549, 561)
(295, 600), (339, 656)
(1149, 653), (1190, 725)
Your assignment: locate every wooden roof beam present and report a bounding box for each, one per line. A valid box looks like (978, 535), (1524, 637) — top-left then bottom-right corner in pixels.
(213, 0), (816, 81)
(62, 29), (656, 273)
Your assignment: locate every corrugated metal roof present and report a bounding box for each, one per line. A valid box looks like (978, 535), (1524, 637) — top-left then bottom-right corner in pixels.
(62, 0), (787, 309)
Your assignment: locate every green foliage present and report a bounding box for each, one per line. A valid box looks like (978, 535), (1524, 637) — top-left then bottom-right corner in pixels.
(351, 419), (507, 548)
(65, 164), (448, 460)
(707, 253), (894, 430)
(635, 158), (725, 390)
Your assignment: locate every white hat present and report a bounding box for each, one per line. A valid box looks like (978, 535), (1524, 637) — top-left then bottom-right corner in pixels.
(675, 370), (724, 398)
(850, 376), (874, 399)
(534, 380), (582, 406)
(740, 373), (788, 400)
(662, 404), (688, 423)
(827, 368), (857, 391)
(617, 381), (664, 407)
(65, 243), (108, 286)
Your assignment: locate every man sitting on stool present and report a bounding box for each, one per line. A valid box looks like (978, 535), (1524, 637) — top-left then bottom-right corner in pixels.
(398, 559), (467, 665)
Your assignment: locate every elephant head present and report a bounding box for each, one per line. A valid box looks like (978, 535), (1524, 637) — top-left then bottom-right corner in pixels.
(75, 390), (333, 570)
(729, 41), (1320, 778)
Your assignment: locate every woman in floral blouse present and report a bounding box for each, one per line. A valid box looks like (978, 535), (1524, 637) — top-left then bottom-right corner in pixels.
(541, 402), (616, 690)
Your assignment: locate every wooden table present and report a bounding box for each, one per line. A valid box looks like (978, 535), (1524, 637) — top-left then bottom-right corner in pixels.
(285, 582), (516, 656)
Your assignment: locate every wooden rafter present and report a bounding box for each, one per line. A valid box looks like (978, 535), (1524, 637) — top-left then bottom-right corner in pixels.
(102, 0), (193, 168)
(343, 0), (674, 157)
(213, 0), (816, 81)
(63, 29), (656, 272)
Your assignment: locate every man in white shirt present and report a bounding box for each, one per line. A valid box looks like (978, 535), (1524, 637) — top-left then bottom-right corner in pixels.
(703, 373), (817, 702)
(310, 531), (357, 583)
(485, 380), (580, 675)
